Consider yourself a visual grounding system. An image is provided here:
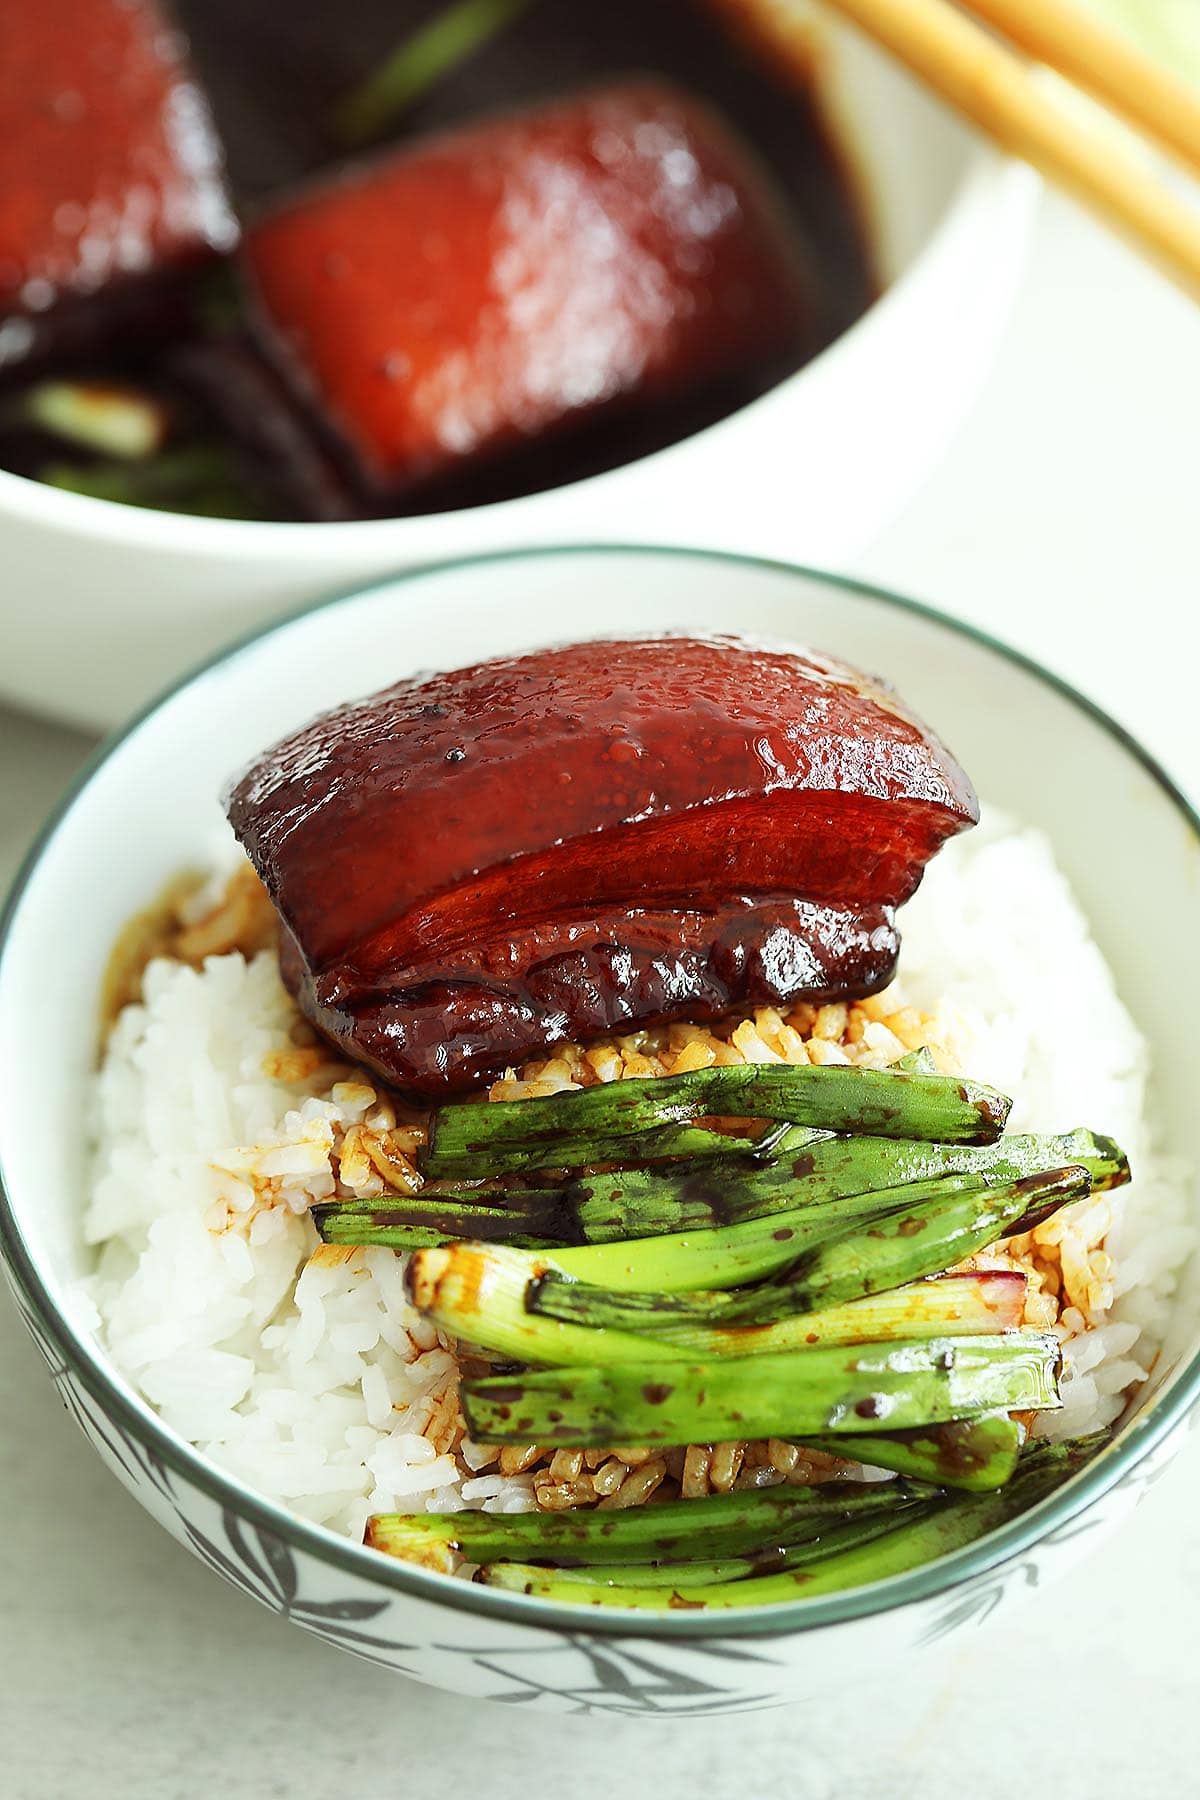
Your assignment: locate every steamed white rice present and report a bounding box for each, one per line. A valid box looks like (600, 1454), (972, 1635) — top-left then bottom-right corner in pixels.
(75, 813), (1195, 1541)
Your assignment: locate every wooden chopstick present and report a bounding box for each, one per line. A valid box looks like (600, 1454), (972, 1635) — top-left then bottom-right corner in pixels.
(959, 0), (1200, 177)
(716, 0), (1200, 303)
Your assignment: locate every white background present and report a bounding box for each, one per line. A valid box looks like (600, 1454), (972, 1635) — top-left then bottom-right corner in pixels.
(2, 193), (1199, 1796)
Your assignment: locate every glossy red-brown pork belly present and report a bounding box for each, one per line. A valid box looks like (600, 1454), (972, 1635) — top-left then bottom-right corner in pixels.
(228, 636), (978, 1096)
(241, 80), (816, 504)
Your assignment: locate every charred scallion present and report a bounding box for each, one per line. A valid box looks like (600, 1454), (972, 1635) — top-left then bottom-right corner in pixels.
(421, 1064), (1011, 1179)
(483, 1506), (932, 1588)
(313, 1190), (578, 1251)
(530, 1166), (1090, 1335)
(408, 1245), (1027, 1366)
(318, 1128), (1122, 1253)
(477, 1438), (1101, 1608)
(460, 1332), (1063, 1447)
(405, 1241), (682, 1367)
(804, 1413), (1023, 1492)
(570, 1127), (1127, 1241)
(366, 1473), (928, 1572)
(402, 1172), (990, 1326)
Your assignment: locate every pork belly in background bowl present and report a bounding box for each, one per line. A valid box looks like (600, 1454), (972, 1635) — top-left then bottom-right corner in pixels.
(0, 546), (1197, 1715)
(0, 0), (1036, 730)
(0, 0), (237, 374)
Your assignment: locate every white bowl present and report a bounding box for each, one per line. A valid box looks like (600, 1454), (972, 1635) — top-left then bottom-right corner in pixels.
(0, 18), (1037, 731)
(1, 546), (1197, 1716)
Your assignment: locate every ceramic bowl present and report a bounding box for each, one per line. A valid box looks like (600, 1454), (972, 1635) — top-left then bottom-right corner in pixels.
(2, 546), (1196, 1718)
(0, 14), (1037, 731)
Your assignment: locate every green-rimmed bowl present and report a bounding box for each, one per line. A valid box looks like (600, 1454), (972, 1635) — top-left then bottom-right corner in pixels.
(1, 546), (1197, 1716)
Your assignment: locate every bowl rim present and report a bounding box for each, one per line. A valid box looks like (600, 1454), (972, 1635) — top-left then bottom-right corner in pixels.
(0, 144), (1035, 558)
(1, 541), (1196, 1644)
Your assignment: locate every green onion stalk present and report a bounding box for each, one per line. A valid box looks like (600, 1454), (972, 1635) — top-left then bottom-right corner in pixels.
(528, 1166), (1091, 1335)
(408, 1239), (1028, 1367)
(331, 0), (535, 145)
(459, 1331), (1062, 1448)
(477, 1438), (1102, 1608)
(421, 1064), (1012, 1178)
(315, 1127), (1125, 1251)
(366, 1472), (931, 1572)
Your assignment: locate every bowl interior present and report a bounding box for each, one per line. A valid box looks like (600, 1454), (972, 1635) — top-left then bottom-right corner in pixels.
(2, 546), (1197, 1625)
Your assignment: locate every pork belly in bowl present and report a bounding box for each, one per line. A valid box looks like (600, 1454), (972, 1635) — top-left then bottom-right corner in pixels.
(0, 0), (1035, 728)
(0, 547), (1195, 1714)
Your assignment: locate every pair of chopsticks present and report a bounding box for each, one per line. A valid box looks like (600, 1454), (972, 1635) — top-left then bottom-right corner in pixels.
(728, 0), (1200, 302)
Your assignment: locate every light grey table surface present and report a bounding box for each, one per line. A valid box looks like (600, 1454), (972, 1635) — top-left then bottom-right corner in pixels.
(2, 194), (1199, 1797)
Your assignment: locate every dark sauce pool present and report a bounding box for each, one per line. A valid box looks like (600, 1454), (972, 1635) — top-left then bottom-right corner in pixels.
(0, 0), (875, 520)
